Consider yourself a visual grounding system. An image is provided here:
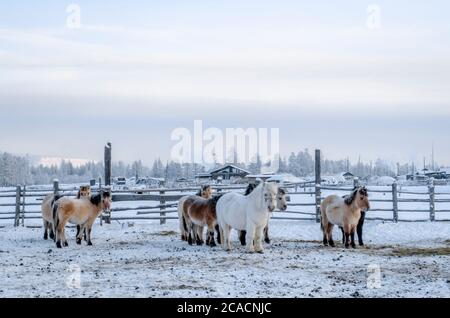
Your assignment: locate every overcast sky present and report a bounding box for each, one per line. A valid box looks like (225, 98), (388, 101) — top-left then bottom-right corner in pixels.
(0, 0), (449, 166)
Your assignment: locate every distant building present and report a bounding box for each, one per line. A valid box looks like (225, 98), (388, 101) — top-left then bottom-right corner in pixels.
(195, 173), (212, 183)
(246, 174), (275, 184)
(342, 172), (355, 181)
(209, 164), (250, 180)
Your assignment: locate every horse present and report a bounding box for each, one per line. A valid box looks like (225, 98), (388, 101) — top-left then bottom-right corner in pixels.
(238, 183), (288, 246)
(321, 186), (370, 248)
(53, 191), (112, 248)
(41, 193), (62, 241)
(178, 185), (212, 241)
(216, 182), (278, 253)
(182, 195), (222, 247)
(41, 186), (92, 241)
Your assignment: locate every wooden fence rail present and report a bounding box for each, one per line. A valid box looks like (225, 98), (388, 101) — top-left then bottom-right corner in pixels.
(1, 177), (450, 227)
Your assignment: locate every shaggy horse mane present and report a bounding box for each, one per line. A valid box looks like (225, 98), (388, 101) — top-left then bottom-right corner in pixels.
(245, 183), (257, 196)
(344, 186), (368, 205)
(90, 191), (111, 206)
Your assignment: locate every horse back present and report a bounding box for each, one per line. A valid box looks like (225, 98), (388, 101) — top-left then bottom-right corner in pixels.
(322, 195), (345, 226)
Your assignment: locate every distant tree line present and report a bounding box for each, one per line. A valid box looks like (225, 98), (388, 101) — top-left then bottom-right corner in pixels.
(0, 149), (432, 186)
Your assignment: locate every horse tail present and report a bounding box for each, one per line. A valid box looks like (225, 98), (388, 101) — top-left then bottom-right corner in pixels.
(182, 215), (188, 233)
(52, 200), (59, 229)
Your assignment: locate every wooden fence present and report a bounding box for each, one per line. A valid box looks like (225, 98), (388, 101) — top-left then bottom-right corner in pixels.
(1, 178), (449, 228)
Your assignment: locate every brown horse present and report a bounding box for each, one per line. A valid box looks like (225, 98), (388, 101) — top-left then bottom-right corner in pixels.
(321, 186), (370, 248)
(53, 191), (111, 248)
(178, 185), (212, 241)
(182, 195), (222, 247)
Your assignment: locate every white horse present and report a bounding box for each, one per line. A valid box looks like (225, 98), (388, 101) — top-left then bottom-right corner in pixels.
(216, 182), (278, 253)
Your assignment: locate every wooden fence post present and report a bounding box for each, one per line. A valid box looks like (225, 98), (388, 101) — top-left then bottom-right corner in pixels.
(14, 185), (21, 227)
(53, 179), (59, 195)
(160, 190), (166, 225)
(104, 142), (112, 187)
(21, 185), (26, 226)
(315, 149), (321, 223)
(429, 178), (435, 221)
(392, 181), (398, 222)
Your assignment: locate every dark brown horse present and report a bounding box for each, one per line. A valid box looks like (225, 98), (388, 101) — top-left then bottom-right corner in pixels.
(182, 195), (222, 247)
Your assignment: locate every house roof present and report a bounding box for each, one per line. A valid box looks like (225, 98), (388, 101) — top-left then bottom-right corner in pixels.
(195, 173), (212, 178)
(209, 164), (251, 175)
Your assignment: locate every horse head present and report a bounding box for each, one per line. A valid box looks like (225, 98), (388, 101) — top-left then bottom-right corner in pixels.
(262, 182), (278, 212)
(197, 185), (212, 199)
(345, 186), (370, 211)
(99, 190), (112, 210)
(277, 188), (288, 211)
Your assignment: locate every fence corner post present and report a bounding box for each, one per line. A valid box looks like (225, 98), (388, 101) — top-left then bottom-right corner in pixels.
(53, 179), (59, 195)
(429, 178), (435, 222)
(392, 181), (398, 223)
(14, 185), (21, 227)
(160, 189), (166, 225)
(315, 149), (321, 223)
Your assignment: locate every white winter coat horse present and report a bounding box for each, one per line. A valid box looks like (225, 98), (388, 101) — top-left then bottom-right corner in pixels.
(216, 182), (278, 253)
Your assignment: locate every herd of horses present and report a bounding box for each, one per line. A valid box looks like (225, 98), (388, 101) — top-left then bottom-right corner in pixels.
(40, 182), (370, 252)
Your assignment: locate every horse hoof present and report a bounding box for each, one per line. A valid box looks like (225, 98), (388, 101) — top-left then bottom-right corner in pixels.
(264, 239), (271, 244)
(87, 241), (93, 246)
(56, 241), (62, 249)
(50, 233), (55, 240)
(44, 235), (48, 240)
(63, 242), (69, 247)
(329, 242), (335, 248)
(345, 244), (350, 249)
(359, 242), (364, 246)
(76, 239), (82, 245)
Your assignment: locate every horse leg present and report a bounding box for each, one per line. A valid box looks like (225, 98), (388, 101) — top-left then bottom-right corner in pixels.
(344, 232), (350, 248)
(215, 224), (221, 245)
(264, 224), (270, 244)
(86, 222), (94, 246)
(239, 230), (246, 246)
(321, 217), (329, 246)
(357, 212), (365, 246)
(245, 224), (256, 253)
(55, 217), (67, 248)
(254, 226), (264, 254)
(326, 223), (335, 247)
(43, 220), (49, 240)
(207, 224), (216, 247)
(350, 231), (356, 249)
(223, 225), (232, 251)
(195, 225), (203, 246)
(49, 222), (55, 241)
(76, 222), (87, 245)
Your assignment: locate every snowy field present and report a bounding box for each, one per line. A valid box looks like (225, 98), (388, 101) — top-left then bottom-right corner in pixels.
(0, 184), (449, 298)
(0, 219), (449, 298)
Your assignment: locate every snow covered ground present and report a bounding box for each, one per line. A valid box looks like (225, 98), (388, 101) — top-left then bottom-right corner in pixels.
(0, 219), (448, 298)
